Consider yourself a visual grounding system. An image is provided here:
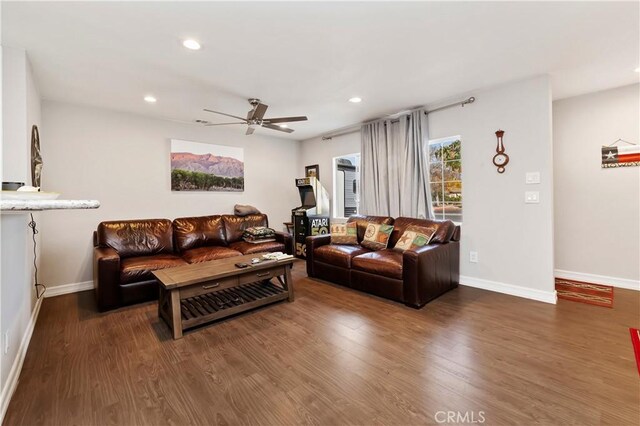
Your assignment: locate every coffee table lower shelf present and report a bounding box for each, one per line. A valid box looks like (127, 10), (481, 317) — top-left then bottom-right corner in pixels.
(179, 281), (288, 329)
(159, 278), (293, 339)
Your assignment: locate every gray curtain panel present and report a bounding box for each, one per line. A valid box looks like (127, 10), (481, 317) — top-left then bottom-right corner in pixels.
(360, 110), (433, 218)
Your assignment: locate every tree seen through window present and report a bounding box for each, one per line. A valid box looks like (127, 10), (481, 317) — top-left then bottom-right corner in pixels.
(428, 137), (462, 222)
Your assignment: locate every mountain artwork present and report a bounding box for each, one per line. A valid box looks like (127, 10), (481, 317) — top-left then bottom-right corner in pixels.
(170, 139), (244, 192)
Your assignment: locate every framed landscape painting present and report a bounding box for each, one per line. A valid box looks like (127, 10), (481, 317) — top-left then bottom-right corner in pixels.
(171, 139), (244, 192)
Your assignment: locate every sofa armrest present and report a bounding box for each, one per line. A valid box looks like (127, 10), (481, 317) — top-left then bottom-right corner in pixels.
(402, 241), (460, 308)
(273, 231), (293, 255)
(305, 234), (331, 276)
(93, 247), (121, 311)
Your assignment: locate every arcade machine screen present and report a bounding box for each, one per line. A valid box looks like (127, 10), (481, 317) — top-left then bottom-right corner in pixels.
(300, 188), (316, 208)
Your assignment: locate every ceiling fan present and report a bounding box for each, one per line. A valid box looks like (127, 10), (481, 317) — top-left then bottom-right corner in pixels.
(202, 98), (308, 135)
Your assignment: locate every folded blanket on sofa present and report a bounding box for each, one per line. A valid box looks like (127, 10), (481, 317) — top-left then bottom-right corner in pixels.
(234, 204), (261, 216)
(242, 226), (276, 242)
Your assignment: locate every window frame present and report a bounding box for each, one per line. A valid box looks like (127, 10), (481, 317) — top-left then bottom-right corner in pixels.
(427, 135), (462, 224)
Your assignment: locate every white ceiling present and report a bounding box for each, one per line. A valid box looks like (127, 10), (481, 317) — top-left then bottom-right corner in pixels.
(3, 1), (639, 141)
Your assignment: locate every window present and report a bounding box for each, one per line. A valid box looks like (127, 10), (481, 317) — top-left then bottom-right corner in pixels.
(428, 136), (462, 222)
(333, 153), (360, 218)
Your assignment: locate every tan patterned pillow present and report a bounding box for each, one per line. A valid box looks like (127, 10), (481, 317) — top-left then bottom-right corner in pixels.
(361, 223), (394, 250)
(330, 222), (358, 245)
(393, 225), (437, 251)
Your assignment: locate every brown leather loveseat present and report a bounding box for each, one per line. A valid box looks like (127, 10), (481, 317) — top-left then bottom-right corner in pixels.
(306, 215), (460, 308)
(93, 214), (290, 311)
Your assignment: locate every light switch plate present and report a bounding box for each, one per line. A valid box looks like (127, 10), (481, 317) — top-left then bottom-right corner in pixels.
(525, 191), (540, 203)
(526, 172), (540, 184)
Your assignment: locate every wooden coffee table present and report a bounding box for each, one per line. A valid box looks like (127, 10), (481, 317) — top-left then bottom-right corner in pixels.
(153, 253), (295, 339)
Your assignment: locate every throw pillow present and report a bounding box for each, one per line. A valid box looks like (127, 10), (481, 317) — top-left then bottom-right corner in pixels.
(393, 225), (437, 252)
(330, 222), (358, 245)
(361, 223), (394, 250)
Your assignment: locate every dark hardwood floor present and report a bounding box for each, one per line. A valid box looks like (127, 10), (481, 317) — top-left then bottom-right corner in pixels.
(4, 261), (640, 425)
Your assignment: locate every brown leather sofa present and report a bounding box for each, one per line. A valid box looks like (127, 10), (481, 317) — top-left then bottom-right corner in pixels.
(93, 213), (291, 311)
(306, 215), (460, 308)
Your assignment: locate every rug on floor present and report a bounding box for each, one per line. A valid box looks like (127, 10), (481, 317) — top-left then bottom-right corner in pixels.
(630, 328), (640, 376)
(555, 278), (613, 308)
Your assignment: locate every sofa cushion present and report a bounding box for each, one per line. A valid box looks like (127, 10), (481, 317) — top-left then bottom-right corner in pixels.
(451, 225), (461, 242)
(431, 220), (456, 244)
(173, 215), (227, 252)
(393, 225), (438, 252)
(352, 249), (403, 280)
(98, 219), (174, 258)
(181, 246), (242, 264)
(120, 254), (188, 284)
(229, 240), (285, 255)
(389, 217), (456, 247)
(222, 214), (269, 243)
(346, 215), (394, 242)
(330, 222), (358, 245)
(314, 244), (371, 268)
(361, 223), (394, 251)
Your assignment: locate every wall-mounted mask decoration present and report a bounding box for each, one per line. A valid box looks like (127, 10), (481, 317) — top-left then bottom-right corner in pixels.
(31, 125), (43, 188)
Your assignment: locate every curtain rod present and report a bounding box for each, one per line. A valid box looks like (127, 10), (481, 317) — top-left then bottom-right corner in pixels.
(321, 96), (475, 141)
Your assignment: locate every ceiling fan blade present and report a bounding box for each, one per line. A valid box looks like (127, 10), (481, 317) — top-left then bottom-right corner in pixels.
(262, 123), (294, 133)
(203, 109), (248, 122)
(245, 126), (256, 135)
(252, 103), (268, 121)
(262, 116), (308, 124)
(204, 122), (246, 126)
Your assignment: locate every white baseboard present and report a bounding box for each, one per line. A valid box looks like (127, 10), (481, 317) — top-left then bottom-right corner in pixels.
(44, 280), (93, 298)
(460, 275), (557, 304)
(0, 296), (43, 422)
(554, 269), (640, 291)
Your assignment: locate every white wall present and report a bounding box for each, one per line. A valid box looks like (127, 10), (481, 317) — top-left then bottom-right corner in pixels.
(39, 101), (300, 288)
(301, 76), (556, 302)
(299, 130), (360, 220)
(1, 47), (28, 182)
(429, 76), (555, 300)
(553, 84), (640, 286)
(0, 46), (41, 412)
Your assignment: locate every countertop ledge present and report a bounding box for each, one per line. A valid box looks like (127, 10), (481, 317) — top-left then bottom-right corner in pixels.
(1, 199), (100, 211)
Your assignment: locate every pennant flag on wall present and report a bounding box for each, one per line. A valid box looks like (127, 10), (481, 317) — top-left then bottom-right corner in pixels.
(601, 143), (640, 168)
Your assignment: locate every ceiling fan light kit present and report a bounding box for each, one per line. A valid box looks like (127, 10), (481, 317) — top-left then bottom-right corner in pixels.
(201, 98), (308, 135)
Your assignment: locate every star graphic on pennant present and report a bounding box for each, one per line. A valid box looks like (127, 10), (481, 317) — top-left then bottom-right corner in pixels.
(606, 151), (615, 159)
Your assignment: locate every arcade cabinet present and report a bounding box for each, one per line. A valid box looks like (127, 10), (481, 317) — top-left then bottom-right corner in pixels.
(292, 177), (330, 258)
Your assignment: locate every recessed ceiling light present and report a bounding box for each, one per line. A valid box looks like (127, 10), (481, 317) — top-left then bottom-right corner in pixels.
(278, 124), (288, 128)
(183, 39), (201, 50)
(635, 67), (640, 73)
(144, 95), (157, 103)
(348, 97), (362, 103)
